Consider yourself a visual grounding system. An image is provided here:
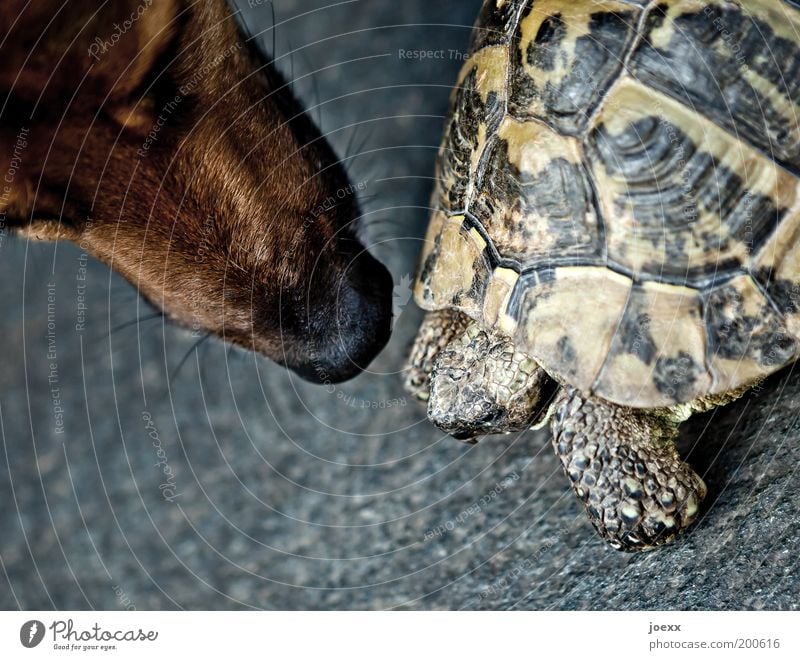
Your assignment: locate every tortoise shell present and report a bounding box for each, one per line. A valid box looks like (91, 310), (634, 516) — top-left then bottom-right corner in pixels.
(415, 0), (800, 408)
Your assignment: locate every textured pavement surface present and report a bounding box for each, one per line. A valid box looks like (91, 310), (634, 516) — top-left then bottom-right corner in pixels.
(1, 0), (798, 610)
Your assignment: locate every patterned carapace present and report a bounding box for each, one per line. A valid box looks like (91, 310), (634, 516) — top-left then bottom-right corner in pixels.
(416, 0), (800, 408)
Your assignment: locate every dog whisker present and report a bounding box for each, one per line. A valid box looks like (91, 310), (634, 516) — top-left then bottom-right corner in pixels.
(170, 333), (212, 384)
(298, 47), (323, 131)
(105, 312), (164, 339)
(268, 0), (276, 62)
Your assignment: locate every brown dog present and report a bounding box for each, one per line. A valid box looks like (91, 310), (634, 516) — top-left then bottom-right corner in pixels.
(0, 0), (392, 382)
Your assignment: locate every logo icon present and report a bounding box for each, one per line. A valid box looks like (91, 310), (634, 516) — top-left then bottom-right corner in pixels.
(392, 273), (413, 330)
(20, 620), (45, 648)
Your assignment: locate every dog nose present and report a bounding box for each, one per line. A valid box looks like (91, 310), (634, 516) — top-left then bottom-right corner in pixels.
(291, 250), (393, 384)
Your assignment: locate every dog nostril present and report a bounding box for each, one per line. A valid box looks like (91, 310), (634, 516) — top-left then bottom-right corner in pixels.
(343, 249), (392, 325)
(346, 250), (393, 303)
(288, 250), (393, 385)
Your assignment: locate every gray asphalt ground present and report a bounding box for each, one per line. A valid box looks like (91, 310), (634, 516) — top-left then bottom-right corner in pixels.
(1, 0), (798, 610)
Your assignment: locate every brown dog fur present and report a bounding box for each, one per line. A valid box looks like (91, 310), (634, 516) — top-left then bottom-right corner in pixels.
(0, 0), (391, 380)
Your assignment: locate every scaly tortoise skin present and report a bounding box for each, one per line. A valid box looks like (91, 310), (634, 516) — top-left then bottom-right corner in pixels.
(406, 0), (800, 551)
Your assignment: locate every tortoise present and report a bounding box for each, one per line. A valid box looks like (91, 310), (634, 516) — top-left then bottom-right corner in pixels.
(405, 0), (800, 551)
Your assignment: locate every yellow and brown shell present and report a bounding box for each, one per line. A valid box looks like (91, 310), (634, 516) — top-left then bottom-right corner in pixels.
(415, 0), (800, 408)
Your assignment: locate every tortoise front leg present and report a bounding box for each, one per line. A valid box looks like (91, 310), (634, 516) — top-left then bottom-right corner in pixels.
(404, 309), (472, 402)
(551, 388), (707, 552)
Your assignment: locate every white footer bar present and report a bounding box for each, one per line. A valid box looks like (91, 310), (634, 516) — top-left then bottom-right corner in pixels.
(0, 611), (797, 659)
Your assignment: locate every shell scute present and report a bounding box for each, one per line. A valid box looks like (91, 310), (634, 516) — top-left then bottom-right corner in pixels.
(415, 216), (492, 319)
(437, 48), (508, 213)
(593, 283), (712, 406)
(513, 267), (632, 393)
(469, 0), (527, 54)
(587, 77), (794, 284)
(509, 0), (643, 135)
(753, 198), (800, 338)
(630, 0), (800, 173)
(704, 275), (799, 393)
(470, 117), (601, 265)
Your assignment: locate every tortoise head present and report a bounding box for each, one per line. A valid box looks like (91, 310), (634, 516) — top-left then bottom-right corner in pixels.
(0, 0), (392, 383)
(428, 318), (555, 440)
